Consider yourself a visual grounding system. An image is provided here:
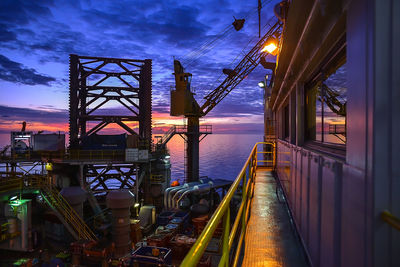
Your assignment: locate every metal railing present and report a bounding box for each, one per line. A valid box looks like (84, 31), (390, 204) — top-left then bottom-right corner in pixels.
(40, 180), (98, 241)
(0, 174), (97, 241)
(1, 149), (128, 162)
(180, 142), (275, 267)
(157, 125), (213, 147)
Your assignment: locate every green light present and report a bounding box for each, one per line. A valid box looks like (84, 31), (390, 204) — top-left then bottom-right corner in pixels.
(9, 199), (29, 207)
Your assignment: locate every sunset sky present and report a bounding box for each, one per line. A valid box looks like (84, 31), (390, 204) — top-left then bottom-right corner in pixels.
(0, 0), (278, 137)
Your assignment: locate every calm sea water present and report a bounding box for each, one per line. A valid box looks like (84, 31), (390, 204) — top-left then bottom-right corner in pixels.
(0, 133), (262, 183)
(167, 134), (263, 183)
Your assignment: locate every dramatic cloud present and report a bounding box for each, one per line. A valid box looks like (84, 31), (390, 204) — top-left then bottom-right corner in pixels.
(0, 55), (56, 85)
(0, 0), (279, 135)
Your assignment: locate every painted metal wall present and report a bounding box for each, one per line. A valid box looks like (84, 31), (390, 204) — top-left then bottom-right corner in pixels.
(277, 140), (343, 267)
(272, 0), (400, 266)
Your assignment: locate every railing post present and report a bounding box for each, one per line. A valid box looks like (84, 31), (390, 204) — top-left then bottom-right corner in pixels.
(242, 172), (247, 234)
(219, 206), (230, 267)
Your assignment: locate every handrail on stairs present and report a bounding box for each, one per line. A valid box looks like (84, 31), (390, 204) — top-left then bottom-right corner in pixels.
(0, 174), (97, 241)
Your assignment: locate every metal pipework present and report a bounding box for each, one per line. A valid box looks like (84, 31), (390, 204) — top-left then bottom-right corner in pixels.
(167, 182), (199, 209)
(169, 178), (213, 209)
(173, 183), (212, 209)
(164, 184), (186, 208)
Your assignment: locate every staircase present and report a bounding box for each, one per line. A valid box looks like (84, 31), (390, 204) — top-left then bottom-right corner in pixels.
(158, 126), (178, 146)
(0, 175), (97, 241)
(40, 181), (98, 241)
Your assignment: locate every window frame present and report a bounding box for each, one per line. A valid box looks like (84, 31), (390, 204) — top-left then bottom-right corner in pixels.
(304, 35), (347, 157)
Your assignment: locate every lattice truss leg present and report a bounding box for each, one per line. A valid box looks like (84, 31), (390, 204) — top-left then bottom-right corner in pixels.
(69, 55), (152, 148)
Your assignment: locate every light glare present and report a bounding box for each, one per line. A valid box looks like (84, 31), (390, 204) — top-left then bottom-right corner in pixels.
(261, 43), (278, 54)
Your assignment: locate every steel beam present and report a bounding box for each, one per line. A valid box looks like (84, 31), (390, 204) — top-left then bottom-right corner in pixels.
(68, 55), (152, 147)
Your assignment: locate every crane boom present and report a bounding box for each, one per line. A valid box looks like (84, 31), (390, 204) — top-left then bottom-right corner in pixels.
(200, 20), (282, 115)
(169, 18), (282, 182)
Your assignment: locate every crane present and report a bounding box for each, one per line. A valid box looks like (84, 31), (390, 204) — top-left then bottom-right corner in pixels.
(170, 20), (282, 182)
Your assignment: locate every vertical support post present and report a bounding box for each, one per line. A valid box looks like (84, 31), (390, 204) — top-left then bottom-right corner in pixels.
(296, 83), (305, 146)
(186, 116), (200, 182)
(242, 171), (247, 238)
(219, 206), (230, 267)
(69, 54), (79, 148)
(273, 142), (276, 168)
(79, 69), (87, 140)
(79, 164), (84, 188)
(139, 59), (153, 143)
(135, 165), (139, 203)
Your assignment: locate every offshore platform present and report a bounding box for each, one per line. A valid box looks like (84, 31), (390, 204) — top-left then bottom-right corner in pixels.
(0, 10), (282, 265)
(2, 0), (397, 266)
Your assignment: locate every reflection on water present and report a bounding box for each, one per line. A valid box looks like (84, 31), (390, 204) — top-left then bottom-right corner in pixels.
(0, 133), (262, 184)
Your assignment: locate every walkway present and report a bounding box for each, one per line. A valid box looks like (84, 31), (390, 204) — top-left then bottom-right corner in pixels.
(242, 168), (308, 267)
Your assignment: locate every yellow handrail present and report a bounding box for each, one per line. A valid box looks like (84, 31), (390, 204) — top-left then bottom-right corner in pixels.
(180, 142), (275, 267)
(0, 174), (97, 240)
(381, 210), (400, 231)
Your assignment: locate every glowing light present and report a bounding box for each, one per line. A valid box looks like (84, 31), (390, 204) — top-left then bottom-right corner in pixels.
(261, 43), (278, 54)
(258, 81), (265, 88)
(45, 163), (53, 171)
(261, 37), (279, 55)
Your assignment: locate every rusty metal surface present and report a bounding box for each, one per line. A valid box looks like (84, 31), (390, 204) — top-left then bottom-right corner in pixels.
(242, 169), (308, 267)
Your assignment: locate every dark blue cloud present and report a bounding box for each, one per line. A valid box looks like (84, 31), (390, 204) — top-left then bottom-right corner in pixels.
(0, 105), (66, 121)
(0, 0), (279, 119)
(0, 55), (56, 85)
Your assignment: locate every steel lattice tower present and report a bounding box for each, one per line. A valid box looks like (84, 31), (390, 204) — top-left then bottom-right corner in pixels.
(68, 54), (152, 148)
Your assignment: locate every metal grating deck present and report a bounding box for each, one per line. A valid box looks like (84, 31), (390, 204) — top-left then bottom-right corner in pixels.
(242, 168), (309, 267)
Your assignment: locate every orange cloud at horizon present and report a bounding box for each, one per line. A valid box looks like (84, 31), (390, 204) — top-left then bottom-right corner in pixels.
(0, 111), (263, 135)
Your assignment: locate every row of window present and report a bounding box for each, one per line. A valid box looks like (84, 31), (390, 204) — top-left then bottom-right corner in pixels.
(280, 42), (347, 153)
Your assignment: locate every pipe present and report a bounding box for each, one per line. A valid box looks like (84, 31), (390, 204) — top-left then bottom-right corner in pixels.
(168, 182), (199, 209)
(164, 184), (185, 208)
(170, 187), (191, 209)
(174, 184), (211, 209)
(166, 184), (188, 209)
(170, 180), (212, 209)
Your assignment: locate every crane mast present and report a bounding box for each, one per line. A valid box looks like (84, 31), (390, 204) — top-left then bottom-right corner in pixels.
(170, 20), (282, 182)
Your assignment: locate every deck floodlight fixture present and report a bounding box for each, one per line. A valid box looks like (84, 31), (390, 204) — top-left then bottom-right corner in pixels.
(258, 81), (266, 88)
(261, 36), (279, 55)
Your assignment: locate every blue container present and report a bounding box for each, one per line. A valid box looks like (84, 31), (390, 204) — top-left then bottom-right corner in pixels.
(170, 218), (183, 224)
(173, 211), (189, 222)
(173, 211), (189, 228)
(130, 246), (172, 266)
(81, 134), (127, 150)
(165, 224), (179, 231)
(156, 211), (175, 226)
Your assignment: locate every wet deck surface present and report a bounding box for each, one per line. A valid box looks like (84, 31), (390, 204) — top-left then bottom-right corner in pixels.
(242, 168), (309, 267)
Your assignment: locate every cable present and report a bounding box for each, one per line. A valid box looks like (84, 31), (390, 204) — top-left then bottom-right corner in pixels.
(181, 0), (274, 68)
